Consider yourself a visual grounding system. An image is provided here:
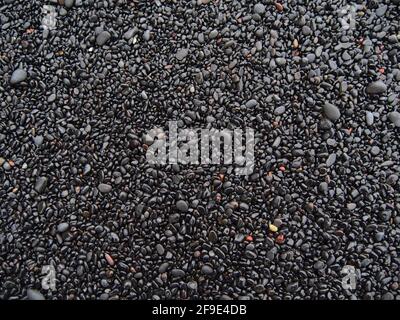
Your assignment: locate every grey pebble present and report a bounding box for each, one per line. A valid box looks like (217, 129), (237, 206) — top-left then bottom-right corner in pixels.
(326, 153), (336, 167)
(375, 232), (385, 241)
(388, 111), (400, 127)
(159, 262), (169, 273)
(33, 135), (44, 146)
(10, 69), (27, 84)
(254, 3), (265, 15)
(274, 106), (285, 115)
(366, 80), (387, 94)
(98, 183), (112, 193)
(245, 99), (258, 108)
(176, 200), (189, 212)
(27, 289), (45, 300)
(201, 265), (214, 275)
(366, 111), (374, 126)
(143, 30), (151, 41)
(57, 222), (69, 233)
(209, 30), (218, 39)
(371, 146), (380, 156)
(96, 31), (111, 46)
(323, 102), (341, 121)
(176, 48), (189, 61)
(64, 0), (74, 8)
(156, 244), (165, 255)
(171, 269), (185, 278)
(123, 28), (137, 40)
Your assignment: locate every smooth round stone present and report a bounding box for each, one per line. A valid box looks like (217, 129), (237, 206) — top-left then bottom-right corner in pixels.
(327, 138), (336, 146)
(274, 106), (285, 115)
(159, 262), (169, 273)
(302, 26), (312, 35)
(275, 57), (286, 66)
(171, 269), (185, 278)
(98, 183), (112, 193)
(326, 153), (336, 167)
(57, 222), (69, 233)
(27, 289), (45, 300)
(176, 48), (189, 61)
(381, 292), (394, 300)
(176, 200), (189, 212)
(371, 146), (380, 155)
(3, 162), (11, 170)
(10, 68), (27, 84)
(48, 93), (56, 102)
(254, 3), (265, 14)
(313, 261), (325, 270)
(143, 30), (151, 41)
(64, 0), (74, 8)
(366, 80), (387, 94)
(366, 111), (374, 125)
(201, 265), (214, 275)
(323, 102), (341, 121)
(96, 31), (111, 46)
(319, 182), (328, 193)
(387, 174), (399, 185)
(388, 111), (400, 127)
(209, 30), (218, 39)
(156, 244), (165, 255)
(347, 203), (357, 210)
(245, 99), (258, 108)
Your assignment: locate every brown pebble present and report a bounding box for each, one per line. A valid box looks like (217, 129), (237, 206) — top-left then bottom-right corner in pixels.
(390, 282), (399, 290)
(275, 3), (284, 12)
(194, 250), (201, 258)
(105, 253), (114, 266)
(276, 234), (285, 244)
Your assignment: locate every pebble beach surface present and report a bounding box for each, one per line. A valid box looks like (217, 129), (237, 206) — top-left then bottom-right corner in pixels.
(0, 0), (400, 300)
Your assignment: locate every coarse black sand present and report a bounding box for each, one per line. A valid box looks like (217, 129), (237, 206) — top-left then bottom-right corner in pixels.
(1, 0), (400, 300)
